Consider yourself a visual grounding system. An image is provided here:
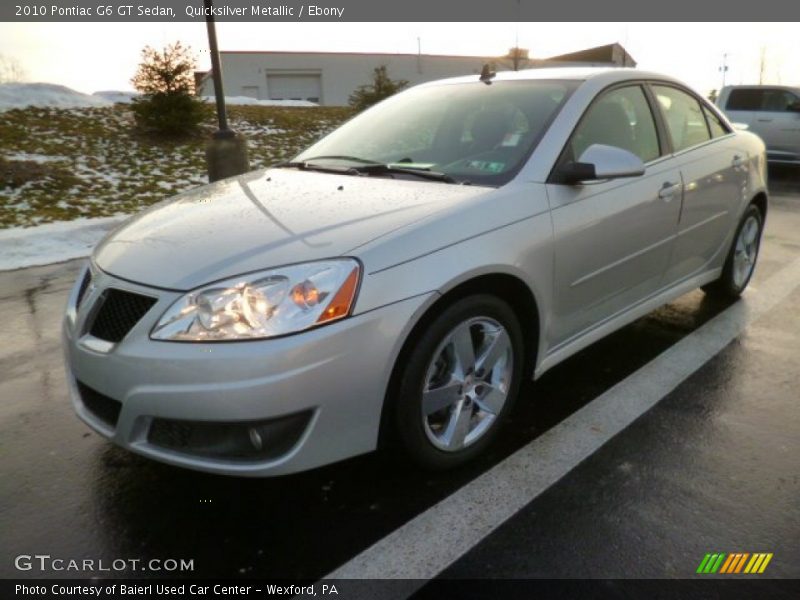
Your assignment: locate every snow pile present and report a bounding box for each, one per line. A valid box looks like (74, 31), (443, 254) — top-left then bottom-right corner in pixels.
(0, 215), (128, 271)
(92, 90), (139, 104)
(201, 95), (317, 107)
(0, 83), (112, 111)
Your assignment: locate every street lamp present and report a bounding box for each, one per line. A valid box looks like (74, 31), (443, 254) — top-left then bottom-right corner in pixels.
(719, 53), (729, 89)
(204, 0), (249, 182)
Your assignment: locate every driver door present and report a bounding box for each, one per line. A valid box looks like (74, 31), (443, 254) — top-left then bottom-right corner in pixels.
(545, 84), (682, 349)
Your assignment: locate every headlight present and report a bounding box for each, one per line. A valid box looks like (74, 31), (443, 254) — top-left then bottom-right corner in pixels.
(151, 259), (360, 341)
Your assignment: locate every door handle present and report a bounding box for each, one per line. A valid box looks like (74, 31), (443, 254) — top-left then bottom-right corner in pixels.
(658, 182), (680, 200)
(732, 155), (745, 168)
(756, 118), (773, 123)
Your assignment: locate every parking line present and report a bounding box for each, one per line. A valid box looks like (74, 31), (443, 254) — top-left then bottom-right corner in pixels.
(325, 254), (800, 593)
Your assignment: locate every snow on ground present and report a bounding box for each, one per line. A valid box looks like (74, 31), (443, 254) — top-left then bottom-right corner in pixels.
(0, 215), (127, 271)
(0, 83), (112, 111)
(201, 95), (317, 107)
(4, 152), (69, 164)
(1, 100), (352, 229)
(92, 90), (139, 104)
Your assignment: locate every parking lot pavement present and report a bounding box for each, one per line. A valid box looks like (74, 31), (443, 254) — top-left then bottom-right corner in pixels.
(428, 276), (800, 581)
(1, 173), (799, 583)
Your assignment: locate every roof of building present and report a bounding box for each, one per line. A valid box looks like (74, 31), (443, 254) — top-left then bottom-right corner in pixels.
(219, 50), (489, 60)
(544, 43), (637, 67)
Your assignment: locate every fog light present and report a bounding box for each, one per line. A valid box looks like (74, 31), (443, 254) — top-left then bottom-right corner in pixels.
(147, 411), (313, 461)
(248, 427), (264, 450)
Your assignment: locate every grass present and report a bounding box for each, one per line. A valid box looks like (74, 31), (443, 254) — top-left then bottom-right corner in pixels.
(0, 104), (354, 228)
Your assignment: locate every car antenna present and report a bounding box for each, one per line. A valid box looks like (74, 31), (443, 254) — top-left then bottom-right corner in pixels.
(479, 64), (496, 85)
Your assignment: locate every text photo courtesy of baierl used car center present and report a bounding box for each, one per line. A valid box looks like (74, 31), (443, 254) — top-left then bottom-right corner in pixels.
(1, 1), (799, 598)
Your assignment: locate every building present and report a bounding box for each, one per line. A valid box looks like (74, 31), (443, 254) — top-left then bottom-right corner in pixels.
(195, 43), (636, 106)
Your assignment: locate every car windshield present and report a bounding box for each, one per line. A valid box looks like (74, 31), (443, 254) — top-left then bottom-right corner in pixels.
(291, 79), (578, 186)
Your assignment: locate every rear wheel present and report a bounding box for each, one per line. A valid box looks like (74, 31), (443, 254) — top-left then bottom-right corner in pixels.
(703, 204), (763, 299)
(393, 294), (524, 470)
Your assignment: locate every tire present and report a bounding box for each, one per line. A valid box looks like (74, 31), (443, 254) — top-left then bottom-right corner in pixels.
(703, 204), (764, 300)
(393, 294), (524, 470)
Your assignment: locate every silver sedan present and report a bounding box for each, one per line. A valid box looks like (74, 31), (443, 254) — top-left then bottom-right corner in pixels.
(63, 67), (768, 476)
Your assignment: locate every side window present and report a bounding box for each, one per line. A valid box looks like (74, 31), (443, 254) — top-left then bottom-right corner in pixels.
(653, 85), (711, 152)
(570, 85), (660, 163)
(726, 89), (763, 111)
(702, 105), (729, 138)
(760, 89), (800, 112)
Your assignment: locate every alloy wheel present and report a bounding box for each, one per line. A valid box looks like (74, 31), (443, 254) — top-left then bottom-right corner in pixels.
(733, 215), (760, 289)
(421, 317), (513, 452)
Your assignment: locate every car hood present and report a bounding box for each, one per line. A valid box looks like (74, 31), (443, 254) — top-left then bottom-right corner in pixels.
(94, 168), (489, 290)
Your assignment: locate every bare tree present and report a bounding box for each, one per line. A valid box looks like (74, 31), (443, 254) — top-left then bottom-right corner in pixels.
(0, 54), (27, 83)
(758, 47), (767, 85)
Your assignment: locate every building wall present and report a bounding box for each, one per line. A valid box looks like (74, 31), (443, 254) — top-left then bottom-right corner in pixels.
(200, 52), (489, 106)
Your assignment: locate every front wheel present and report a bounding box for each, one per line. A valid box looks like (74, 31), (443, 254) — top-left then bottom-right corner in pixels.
(393, 294), (524, 470)
(703, 204), (764, 299)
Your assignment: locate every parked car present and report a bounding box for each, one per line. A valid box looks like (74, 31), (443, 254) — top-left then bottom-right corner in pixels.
(64, 68), (768, 476)
(717, 84), (800, 164)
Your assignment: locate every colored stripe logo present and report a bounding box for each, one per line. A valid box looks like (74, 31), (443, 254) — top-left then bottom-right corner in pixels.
(696, 552), (773, 574)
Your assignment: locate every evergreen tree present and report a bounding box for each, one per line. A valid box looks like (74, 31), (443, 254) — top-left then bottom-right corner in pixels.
(348, 66), (409, 112)
(130, 42), (207, 137)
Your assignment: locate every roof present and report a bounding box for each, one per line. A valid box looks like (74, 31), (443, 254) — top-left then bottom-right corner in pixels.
(413, 66), (684, 89)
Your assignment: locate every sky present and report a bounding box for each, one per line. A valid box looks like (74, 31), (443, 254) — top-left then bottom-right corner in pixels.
(1, 22), (799, 96)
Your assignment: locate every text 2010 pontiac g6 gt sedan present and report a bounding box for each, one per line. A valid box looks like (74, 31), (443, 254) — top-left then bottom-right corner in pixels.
(63, 68), (768, 476)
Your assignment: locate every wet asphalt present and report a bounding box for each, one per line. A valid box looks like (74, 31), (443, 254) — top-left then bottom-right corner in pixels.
(1, 170), (799, 581)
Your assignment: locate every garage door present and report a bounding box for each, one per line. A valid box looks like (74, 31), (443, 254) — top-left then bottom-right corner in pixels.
(266, 74), (322, 103)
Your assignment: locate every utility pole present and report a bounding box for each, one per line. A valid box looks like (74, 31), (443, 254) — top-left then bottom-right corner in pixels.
(719, 53), (729, 89)
(204, 0), (249, 182)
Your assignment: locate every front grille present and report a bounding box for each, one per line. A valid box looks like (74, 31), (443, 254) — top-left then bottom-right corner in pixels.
(88, 288), (157, 342)
(148, 411), (313, 461)
(76, 381), (122, 428)
(76, 270), (91, 308)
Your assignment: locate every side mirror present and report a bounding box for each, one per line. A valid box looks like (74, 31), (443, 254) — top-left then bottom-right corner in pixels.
(788, 100), (800, 113)
(560, 144), (646, 184)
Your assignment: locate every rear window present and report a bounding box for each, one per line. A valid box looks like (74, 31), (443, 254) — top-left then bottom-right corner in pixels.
(727, 88), (800, 112)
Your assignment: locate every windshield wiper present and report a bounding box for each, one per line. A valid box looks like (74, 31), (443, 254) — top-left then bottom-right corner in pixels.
(278, 155), (382, 168)
(276, 157), (463, 184)
(351, 163), (460, 184)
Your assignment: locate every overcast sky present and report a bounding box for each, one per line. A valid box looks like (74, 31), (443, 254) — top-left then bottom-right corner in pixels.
(1, 22), (798, 96)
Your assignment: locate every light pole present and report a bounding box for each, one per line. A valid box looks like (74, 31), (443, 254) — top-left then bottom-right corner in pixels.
(204, 0), (249, 182)
(719, 53), (729, 89)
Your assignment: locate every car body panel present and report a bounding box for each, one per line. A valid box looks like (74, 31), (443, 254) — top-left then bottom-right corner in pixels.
(664, 134), (752, 284)
(545, 157), (682, 347)
(94, 168), (491, 290)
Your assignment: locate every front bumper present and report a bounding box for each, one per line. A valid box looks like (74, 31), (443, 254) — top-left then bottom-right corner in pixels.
(62, 264), (431, 476)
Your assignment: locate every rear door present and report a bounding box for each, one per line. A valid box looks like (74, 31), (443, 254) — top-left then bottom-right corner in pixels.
(545, 84), (682, 348)
(651, 84), (748, 284)
(755, 88), (800, 162)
